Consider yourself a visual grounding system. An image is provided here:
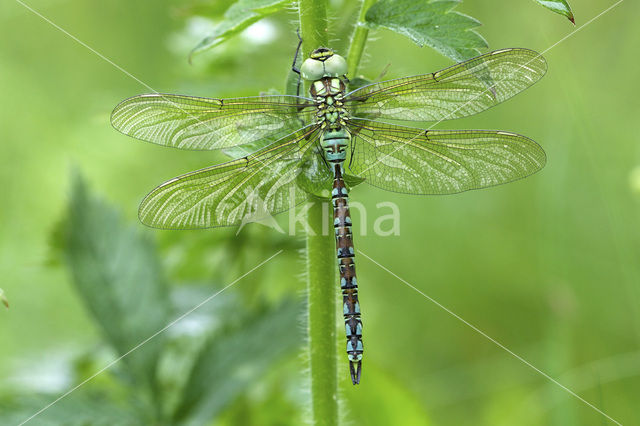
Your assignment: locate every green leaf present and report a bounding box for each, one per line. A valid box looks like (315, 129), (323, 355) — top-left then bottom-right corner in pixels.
(155, 286), (240, 415)
(348, 76), (374, 92)
(365, 0), (488, 62)
(295, 148), (365, 199)
(172, 300), (302, 424)
(533, 0), (575, 24)
(0, 391), (139, 426)
(61, 173), (169, 393)
(190, 0), (292, 58)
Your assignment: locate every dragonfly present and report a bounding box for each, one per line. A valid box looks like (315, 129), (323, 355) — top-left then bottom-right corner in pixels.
(111, 46), (547, 385)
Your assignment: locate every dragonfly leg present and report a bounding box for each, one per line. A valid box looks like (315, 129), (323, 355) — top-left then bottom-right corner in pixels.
(320, 151), (330, 171)
(291, 29), (303, 97)
(348, 133), (356, 170)
(315, 140), (331, 171)
(291, 28), (303, 72)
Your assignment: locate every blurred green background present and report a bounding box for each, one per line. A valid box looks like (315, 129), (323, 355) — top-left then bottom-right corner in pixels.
(1, 0), (639, 425)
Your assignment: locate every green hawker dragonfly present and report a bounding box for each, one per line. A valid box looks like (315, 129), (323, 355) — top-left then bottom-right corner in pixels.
(111, 47), (547, 385)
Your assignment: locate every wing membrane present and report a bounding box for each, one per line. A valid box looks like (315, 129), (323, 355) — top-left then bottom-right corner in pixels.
(138, 125), (326, 229)
(347, 119), (546, 194)
(345, 48), (546, 122)
(111, 93), (314, 150)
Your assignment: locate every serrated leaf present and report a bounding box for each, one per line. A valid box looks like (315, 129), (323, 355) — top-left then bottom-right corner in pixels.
(0, 391), (139, 426)
(533, 0), (575, 24)
(172, 300), (302, 424)
(61, 173), (169, 391)
(190, 0), (292, 58)
(365, 0), (488, 62)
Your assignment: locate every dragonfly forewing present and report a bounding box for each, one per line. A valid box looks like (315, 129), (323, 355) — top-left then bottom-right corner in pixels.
(111, 93), (315, 151)
(345, 48), (547, 122)
(347, 118), (546, 194)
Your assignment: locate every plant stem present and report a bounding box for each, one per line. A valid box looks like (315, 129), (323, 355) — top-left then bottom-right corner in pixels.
(299, 3), (337, 424)
(305, 198), (338, 426)
(299, 0), (329, 58)
(346, 0), (376, 77)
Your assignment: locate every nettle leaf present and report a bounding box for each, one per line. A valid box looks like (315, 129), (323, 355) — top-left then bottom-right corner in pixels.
(191, 0), (292, 58)
(0, 391), (139, 426)
(172, 300), (302, 424)
(61, 174), (170, 392)
(533, 0), (575, 24)
(365, 0), (488, 62)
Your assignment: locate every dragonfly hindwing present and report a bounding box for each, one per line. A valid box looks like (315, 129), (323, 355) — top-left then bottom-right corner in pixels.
(347, 118), (546, 194)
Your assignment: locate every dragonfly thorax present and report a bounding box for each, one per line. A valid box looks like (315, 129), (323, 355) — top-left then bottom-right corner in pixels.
(311, 77), (350, 130)
(313, 76), (351, 173)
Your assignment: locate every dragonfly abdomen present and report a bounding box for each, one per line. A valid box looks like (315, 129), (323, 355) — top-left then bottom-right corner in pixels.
(333, 168), (363, 385)
(328, 136), (363, 384)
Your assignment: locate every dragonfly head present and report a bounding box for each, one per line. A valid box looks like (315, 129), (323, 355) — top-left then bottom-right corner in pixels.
(301, 47), (347, 81)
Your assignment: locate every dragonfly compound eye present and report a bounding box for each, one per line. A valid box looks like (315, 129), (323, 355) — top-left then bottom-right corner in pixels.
(323, 54), (347, 77)
(301, 58), (325, 81)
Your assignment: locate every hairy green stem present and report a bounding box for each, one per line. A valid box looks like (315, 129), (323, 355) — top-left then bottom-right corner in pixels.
(299, 3), (338, 425)
(305, 198), (338, 426)
(346, 0), (376, 77)
(299, 0), (329, 57)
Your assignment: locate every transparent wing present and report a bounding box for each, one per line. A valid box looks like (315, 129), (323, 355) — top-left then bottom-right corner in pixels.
(345, 48), (546, 122)
(139, 125), (328, 229)
(347, 118), (546, 194)
(111, 93), (315, 150)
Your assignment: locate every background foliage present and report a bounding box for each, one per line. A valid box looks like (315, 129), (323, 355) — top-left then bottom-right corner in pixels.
(1, 0), (638, 425)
